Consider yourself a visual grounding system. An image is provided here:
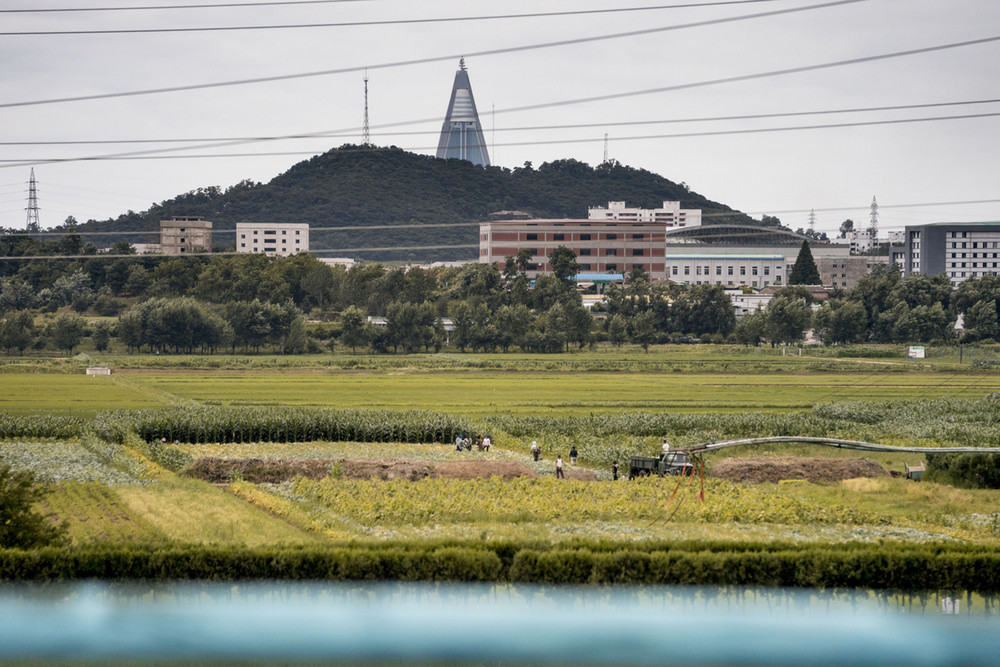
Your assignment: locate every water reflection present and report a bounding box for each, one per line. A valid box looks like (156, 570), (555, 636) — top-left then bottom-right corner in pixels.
(1, 583), (998, 665)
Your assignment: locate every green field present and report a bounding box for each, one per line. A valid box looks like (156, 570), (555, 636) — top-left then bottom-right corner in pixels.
(2, 368), (998, 417)
(3, 349), (1000, 588)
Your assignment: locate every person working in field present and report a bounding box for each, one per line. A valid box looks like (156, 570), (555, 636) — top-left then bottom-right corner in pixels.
(530, 441), (540, 461)
(660, 440), (671, 460)
(555, 455), (565, 479)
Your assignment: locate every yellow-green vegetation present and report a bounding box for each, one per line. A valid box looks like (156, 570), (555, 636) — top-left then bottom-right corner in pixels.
(0, 373), (168, 417)
(113, 476), (322, 548)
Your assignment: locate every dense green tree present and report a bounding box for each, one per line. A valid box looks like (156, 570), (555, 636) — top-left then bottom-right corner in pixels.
(0, 463), (66, 548)
(670, 284), (735, 336)
(734, 309), (767, 346)
(548, 246), (581, 283)
(92, 319), (115, 352)
(629, 310), (657, 352)
(50, 313), (86, 354)
(0, 310), (36, 354)
(848, 263), (902, 330)
(812, 300), (867, 345)
(493, 304), (532, 352)
(763, 295), (811, 345)
(963, 299), (1000, 341)
(788, 241), (821, 285)
(338, 305), (369, 353)
(49, 269), (92, 306)
(607, 313), (628, 347)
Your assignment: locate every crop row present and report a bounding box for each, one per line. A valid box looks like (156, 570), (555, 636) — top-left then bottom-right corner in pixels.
(94, 407), (479, 446)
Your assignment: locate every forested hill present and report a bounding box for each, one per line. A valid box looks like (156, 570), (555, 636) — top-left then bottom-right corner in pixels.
(77, 145), (761, 262)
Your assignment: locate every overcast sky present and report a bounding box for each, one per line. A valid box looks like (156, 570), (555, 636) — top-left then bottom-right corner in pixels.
(1, 0), (998, 239)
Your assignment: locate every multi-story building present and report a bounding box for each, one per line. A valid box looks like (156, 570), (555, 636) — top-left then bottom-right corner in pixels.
(817, 256), (891, 289)
(160, 217), (212, 255)
(480, 219), (668, 278)
(588, 201), (702, 227)
(903, 222), (1000, 285)
(665, 254), (785, 289)
(236, 222), (309, 256)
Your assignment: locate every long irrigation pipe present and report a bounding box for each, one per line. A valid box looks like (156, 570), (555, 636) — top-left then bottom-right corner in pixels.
(678, 436), (1000, 455)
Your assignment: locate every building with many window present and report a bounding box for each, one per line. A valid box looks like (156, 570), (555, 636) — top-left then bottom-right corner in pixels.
(160, 217), (212, 255)
(480, 219), (668, 277)
(236, 222), (309, 257)
(903, 222), (1000, 285)
(588, 201), (702, 227)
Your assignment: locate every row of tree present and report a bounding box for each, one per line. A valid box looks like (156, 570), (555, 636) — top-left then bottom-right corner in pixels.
(3, 243), (1000, 354)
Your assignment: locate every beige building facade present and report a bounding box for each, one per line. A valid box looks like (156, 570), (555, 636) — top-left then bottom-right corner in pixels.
(160, 217), (212, 255)
(236, 222), (309, 257)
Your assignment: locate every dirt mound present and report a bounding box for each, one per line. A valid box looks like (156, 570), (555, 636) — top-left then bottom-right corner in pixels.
(563, 469), (599, 481)
(432, 461), (538, 480)
(183, 458), (332, 484)
(338, 458), (435, 481)
(711, 456), (890, 484)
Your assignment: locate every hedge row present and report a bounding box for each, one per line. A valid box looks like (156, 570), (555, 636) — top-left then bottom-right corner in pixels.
(4, 544), (1000, 591)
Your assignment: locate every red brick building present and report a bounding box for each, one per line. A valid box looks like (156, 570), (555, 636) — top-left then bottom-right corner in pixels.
(479, 219), (668, 279)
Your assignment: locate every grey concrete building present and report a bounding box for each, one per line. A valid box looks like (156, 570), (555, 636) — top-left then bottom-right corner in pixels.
(903, 222), (1000, 286)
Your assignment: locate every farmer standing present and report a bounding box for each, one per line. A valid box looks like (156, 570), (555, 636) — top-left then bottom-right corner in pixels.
(555, 455), (565, 479)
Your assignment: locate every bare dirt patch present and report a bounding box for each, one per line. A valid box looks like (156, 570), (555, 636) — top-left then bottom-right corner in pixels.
(184, 457), (541, 483)
(711, 456), (890, 484)
(183, 457), (332, 484)
(432, 461), (537, 480)
(338, 458), (435, 481)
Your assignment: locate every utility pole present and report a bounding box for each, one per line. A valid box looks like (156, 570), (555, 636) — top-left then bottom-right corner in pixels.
(25, 168), (40, 232)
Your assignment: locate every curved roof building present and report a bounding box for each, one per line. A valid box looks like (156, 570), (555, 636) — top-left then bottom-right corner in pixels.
(436, 59), (490, 167)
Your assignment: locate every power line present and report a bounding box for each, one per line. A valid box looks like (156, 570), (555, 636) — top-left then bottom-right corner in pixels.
(5, 198), (999, 237)
(3, 108), (998, 169)
(0, 2), (807, 36)
(0, 0), (868, 109)
(1, 0), (777, 13)
(5, 97), (999, 146)
(1, 0), (375, 12)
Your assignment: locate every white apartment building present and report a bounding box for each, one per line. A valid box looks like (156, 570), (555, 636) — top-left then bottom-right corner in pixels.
(588, 201), (702, 228)
(666, 254), (786, 289)
(236, 222), (309, 257)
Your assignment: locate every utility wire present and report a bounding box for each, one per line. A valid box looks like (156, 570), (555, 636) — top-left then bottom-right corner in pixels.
(3, 109), (998, 168)
(1, 2), (806, 35)
(2, 0), (377, 12)
(5, 98), (999, 146)
(0, 0), (868, 109)
(6, 199), (1000, 238)
(0, 0), (782, 13)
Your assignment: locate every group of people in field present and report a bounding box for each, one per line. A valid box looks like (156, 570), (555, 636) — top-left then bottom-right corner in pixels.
(455, 434), (491, 452)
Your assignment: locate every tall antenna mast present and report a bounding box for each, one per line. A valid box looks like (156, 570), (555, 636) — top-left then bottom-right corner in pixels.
(362, 69), (370, 145)
(603, 133), (609, 164)
(868, 195), (879, 239)
(25, 168), (40, 232)
(808, 208), (816, 234)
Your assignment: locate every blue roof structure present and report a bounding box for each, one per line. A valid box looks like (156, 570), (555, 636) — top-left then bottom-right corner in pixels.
(573, 273), (625, 282)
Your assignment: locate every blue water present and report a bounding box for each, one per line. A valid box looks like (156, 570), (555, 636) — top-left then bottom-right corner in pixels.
(1, 583), (997, 665)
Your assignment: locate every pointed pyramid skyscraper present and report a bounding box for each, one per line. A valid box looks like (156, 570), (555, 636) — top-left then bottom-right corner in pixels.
(436, 59), (490, 166)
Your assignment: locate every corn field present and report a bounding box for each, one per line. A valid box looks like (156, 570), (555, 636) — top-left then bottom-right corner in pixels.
(95, 407), (480, 446)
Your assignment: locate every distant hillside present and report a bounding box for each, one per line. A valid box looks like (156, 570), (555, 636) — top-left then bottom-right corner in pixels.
(78, 145), (762, 262)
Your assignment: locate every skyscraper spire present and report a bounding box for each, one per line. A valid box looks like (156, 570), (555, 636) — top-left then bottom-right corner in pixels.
(435, 59), (490, 166)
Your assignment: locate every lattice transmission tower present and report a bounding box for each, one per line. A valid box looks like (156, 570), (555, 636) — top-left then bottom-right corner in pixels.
(25, 168), (40, 232)
(362, 69), (370, 146)
(868, 195), (879, 239)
